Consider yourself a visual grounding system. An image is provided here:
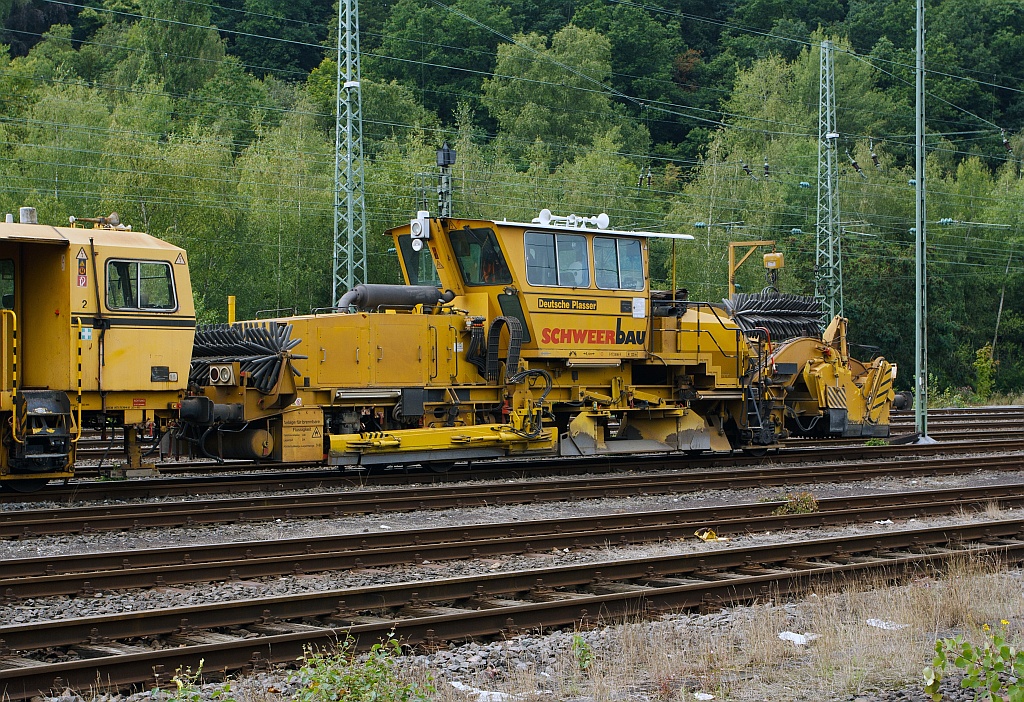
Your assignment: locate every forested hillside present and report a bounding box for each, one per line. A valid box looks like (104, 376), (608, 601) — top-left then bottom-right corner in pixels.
(1, 0), (1023, 394)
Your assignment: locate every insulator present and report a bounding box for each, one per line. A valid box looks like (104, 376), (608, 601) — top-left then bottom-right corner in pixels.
(845, 150), (866, 179)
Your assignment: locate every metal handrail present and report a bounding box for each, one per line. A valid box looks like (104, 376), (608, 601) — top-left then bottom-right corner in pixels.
(254, 307), (296, 320)
(3, 309), (21, 443)
(71, 317), (84, 443)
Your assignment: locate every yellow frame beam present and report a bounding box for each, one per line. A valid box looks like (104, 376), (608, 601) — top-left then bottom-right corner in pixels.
(728, 240), (776, 298)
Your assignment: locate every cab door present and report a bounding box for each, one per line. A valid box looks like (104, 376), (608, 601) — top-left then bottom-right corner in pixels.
(101, 257), (182, 391)
(20, 245), (72, 392)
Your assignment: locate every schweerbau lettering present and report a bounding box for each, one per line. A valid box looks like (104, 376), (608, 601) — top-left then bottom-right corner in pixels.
(539, 317), (647, 346)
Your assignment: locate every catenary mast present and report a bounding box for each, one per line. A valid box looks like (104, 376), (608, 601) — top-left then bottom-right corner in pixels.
(815, 39), (843, 327)
(332, 0), (367, 306)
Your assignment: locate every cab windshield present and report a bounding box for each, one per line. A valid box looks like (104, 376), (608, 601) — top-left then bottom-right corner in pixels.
(449, 227), (512, 286)
(396, 235), (441, 286)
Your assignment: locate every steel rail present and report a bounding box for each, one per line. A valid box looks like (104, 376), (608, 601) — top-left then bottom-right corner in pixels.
(5, 482), (1024, 599)
(891, 406), (1024, 416)
(10, 437), (1024, 504)
(4, 453), (1024, 538)
(2, 520), (1023, 699)
(790, 429), (1024, 445)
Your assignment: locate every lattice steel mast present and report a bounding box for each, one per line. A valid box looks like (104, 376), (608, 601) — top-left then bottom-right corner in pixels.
(332, 0), (367, 306)
(815, 39), (843, 325)
(914, 0), (930, 436)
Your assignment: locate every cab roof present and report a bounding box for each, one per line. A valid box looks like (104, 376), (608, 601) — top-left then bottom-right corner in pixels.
(0, 222), (185, 253)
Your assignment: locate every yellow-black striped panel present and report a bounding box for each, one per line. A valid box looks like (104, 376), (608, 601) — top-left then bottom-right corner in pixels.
(826, 385), (847, 409)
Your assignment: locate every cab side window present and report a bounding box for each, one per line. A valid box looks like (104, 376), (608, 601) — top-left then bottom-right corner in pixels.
(594, 237), (619, 288)
(396, 235), (441, 286)
(107, 260), (177, 311)
(618, 239), (644, 290)
(594, 237), (644, 291)
(525, 231), (589, 287)
(525, 232), (556, 285)
(556, 234), (589, 287)
(0, 260), (13, 309)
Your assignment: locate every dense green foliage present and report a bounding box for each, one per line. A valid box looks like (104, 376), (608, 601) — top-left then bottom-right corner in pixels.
(0, 0), (1023, 393)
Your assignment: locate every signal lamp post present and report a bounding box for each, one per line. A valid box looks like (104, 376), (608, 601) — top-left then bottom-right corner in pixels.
(437, 142), (456, 218)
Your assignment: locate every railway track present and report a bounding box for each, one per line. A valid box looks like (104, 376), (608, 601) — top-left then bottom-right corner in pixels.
(10, 435), (1024, 504)
(3, 482), (1023, 599)
(2, 518), (1023, 698)
(5, 451), (1024, 538)
(891, 405), (1024, 417)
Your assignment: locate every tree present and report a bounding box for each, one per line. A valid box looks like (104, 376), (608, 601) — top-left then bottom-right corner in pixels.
(235, 99), (334, 316)
(1, 79), (112, 223)
(100, 124), (241, 317)
(306, 58), (439, 152)
(228, 0), (332, 79)
(842, 0), (913, 54)
(0, 0), (74, 56)
(368, 0), (513, 123)
(362, 131), (438, 284)
(555, 128), (642, 225)
(482, 25), (649, 164)
(722, 0), (845, 64)
(190, 55), (272, 152)
(504, 0), (574, 36)
(116, 0), (225, 98)
(573, 2), (707, 151)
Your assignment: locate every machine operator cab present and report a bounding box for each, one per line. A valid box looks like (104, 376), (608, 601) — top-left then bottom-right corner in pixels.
(0, 208), (194, 487)
(391, 209), (693, 364)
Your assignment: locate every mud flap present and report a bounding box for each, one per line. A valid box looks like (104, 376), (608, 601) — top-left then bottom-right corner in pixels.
(560, 411), (732, 456)
(829, 407), (849, 435)
(560, 412), (605, 456)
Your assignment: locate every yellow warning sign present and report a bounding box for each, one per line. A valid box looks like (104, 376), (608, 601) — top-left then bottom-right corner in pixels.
(280, 408), (325, 462)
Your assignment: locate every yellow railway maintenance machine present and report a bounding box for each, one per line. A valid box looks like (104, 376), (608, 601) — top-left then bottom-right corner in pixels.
(182, 209), (896, 470)
(0, 208), (195, 490)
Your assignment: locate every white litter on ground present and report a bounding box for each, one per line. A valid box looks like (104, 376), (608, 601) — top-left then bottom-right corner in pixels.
(450, 681), (514, 701)
(866, 618), (909, 630)
(778, 631), (820, 645)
